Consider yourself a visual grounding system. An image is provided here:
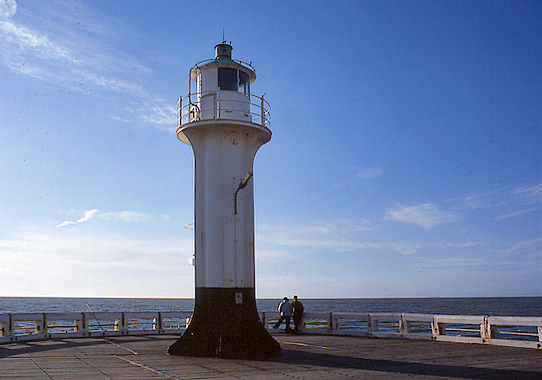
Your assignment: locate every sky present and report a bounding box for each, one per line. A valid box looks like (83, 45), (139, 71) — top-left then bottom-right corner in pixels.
(0, 0), (540, 299)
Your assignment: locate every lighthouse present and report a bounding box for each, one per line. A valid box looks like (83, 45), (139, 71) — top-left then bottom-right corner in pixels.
(167, 42), (280, 358)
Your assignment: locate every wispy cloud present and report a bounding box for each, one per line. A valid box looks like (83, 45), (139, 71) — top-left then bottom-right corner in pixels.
(433, 241), (481, 249)
(462, 190), (499, 204)
(459, 183), (542, 210)
(408, 257), (486, 268)
(258, 219), (478, 257)
(513, 183), (542, 205)
(56, 209), (99, 228)
(409, 255), (542, 270)
(500, 238), (542, 255)
(0, 0), (174, 128)
(56, 209), (149, 228)
(121, 103), (177, 129)
(99, 211), (148, 222)
(387, 243), (420, 255)
(0, 226), (194, 296)
(256, 249), (293, 261)
(357, 167), (384, 180)
(495, 207), (537, 220)
(1, 227), (193, 269)
(0, 19), (79, 64)
(392, 241), (481, 256)
(305, 218), (372, 234)
(0, 0), (16, 18)
(385, 203), (458, 229)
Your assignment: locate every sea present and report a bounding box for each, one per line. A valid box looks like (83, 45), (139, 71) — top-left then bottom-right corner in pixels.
(1, 297), (541, 316)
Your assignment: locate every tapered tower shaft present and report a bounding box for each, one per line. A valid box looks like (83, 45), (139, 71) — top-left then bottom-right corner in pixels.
(167, 42), (279, 359)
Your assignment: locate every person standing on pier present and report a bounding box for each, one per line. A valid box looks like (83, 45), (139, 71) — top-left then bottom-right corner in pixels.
(292, 295), (304, 333)
(273, 297), (293, 331)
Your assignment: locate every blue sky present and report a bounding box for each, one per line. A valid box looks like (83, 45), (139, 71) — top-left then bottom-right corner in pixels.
(0, 0), (540, 298)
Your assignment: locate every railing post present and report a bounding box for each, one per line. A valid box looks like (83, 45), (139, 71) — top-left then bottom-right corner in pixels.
(260, 94), (265, 127)
(328, 312), (338, 332)
(35, 319), (42, 334)
(431, 315), (445, 337)
(483, 316), (489, 339)
(400, 313), (411, 335)
(115, 312), (128, 333)
(261, 312), (268, 331)
(182, 96), (183, 127)
(74, 316), (81, 332)
(481, 316), (488, 339)
(368, 314), (379, 334)
(82, 312), (89, 333)
(0, 314), (13, 337)
(34, 313), (47, 334)
(74, 312), (88, 334)
(153, 312), (163, 332)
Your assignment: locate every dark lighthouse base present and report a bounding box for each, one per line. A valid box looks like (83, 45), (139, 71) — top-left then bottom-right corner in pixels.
(167, 287), (281, 359)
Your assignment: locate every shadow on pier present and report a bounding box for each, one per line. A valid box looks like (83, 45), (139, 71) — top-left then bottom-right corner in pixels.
(275, 347), (541, 380)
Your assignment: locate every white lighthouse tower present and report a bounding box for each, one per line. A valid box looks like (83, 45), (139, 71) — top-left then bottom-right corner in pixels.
(167, 42), (280, 358)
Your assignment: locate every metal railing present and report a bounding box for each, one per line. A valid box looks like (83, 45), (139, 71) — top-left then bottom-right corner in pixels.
(190, 58), (256, 73)
(1, 311), (540, 349)
(177, 91), (270, 129)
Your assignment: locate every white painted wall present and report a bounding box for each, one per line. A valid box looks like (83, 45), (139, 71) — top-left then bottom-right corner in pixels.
(183, 123), (269, 288)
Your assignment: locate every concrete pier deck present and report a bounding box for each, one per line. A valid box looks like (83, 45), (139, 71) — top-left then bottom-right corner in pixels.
(0, 333), (540, 379)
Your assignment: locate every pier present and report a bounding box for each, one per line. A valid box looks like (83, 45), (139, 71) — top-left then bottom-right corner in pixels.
(1, 311), (541, 379)
(1, 333), (541, 379)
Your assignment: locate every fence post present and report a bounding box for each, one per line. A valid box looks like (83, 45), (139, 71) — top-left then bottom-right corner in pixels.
(34, 313), (47, 334)
(482, 316), (489, 339)
(368, 314), (379, 334)
(0, 314), (13, 337)
(431, 315), (445, 337)
(153, 312), (163, 332)
(261, 312), (268, 330)
(121, 312), (128, 333)
(115, 313), (125, 332)
(82, 312), (90, 333)
(74, 315), (82, 333)
(400, 313), (410, 335)
(74, 312), (89, 334)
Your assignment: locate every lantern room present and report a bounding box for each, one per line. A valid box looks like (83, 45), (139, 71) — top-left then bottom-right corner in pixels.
(177, 42), (269, 144)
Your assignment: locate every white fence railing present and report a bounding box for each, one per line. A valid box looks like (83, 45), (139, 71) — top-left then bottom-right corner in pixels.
(261, 312), (542, 350)
(0, 311), (192, 344)
(1, 311), (540, 349)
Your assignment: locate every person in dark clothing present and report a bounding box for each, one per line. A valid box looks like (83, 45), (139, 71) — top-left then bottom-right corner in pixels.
(273, 297), (292, 331)
(292, 295), (304, 333)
